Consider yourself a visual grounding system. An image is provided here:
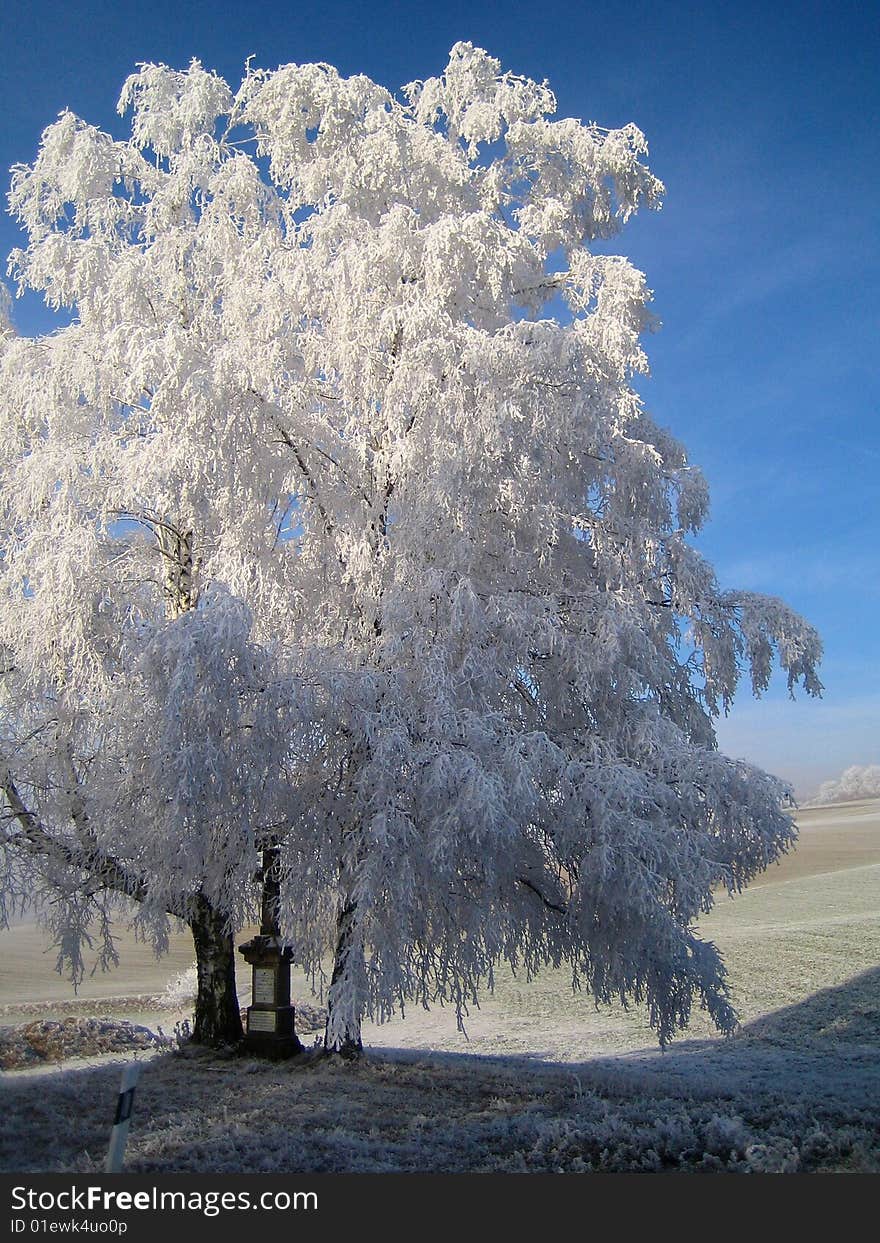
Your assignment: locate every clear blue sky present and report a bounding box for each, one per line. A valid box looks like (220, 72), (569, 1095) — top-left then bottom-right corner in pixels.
(1, 0), (877, 799)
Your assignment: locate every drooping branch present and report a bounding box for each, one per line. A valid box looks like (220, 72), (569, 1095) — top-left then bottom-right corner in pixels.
(0, 770), (195, 923)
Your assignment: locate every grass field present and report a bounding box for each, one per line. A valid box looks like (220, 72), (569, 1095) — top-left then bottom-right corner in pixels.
(1, 799), (878, 1172)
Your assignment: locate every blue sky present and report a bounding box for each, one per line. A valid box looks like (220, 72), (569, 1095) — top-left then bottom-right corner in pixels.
(1, 0), (877, 798)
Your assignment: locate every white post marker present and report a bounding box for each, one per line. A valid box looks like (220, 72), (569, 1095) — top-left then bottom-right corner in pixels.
(105, 1062), (141, 1173)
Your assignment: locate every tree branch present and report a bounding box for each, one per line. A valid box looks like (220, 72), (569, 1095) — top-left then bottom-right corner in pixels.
(0, 771), (195, 924)
(516, 875), (568, 916)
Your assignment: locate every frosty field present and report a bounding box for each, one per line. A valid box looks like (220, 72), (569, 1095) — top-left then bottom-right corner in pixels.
(1, 800), (878, 1173)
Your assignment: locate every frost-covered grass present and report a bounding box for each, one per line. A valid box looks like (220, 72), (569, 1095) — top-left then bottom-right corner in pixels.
(1, 801), (878, 1172)
(1, 1030), (878, 1173)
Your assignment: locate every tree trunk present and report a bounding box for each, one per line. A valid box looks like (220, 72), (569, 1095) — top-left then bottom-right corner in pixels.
(158, 530), (243, 1047)
(190, 895), (243, 1047)
(324, 899), (364, 1056)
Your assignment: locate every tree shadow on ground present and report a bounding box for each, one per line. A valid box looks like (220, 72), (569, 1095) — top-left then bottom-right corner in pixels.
(737, 964), (880, 1048)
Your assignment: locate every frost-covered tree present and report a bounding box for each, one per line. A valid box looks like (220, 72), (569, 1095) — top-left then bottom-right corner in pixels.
(812, 765), (880, 806)
(0, 44), (821, 1056)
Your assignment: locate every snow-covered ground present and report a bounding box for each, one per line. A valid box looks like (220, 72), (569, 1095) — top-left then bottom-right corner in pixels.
(1, 799), (878, 1172)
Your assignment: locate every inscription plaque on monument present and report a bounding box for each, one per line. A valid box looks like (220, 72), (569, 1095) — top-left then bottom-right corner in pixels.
(253, 968), (276, 1005)
(248, 1010), (277, 1034)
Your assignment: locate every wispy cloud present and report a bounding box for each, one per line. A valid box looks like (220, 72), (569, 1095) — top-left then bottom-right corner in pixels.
(717, 549), (880, 598)
(657, 217), (876, 360)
